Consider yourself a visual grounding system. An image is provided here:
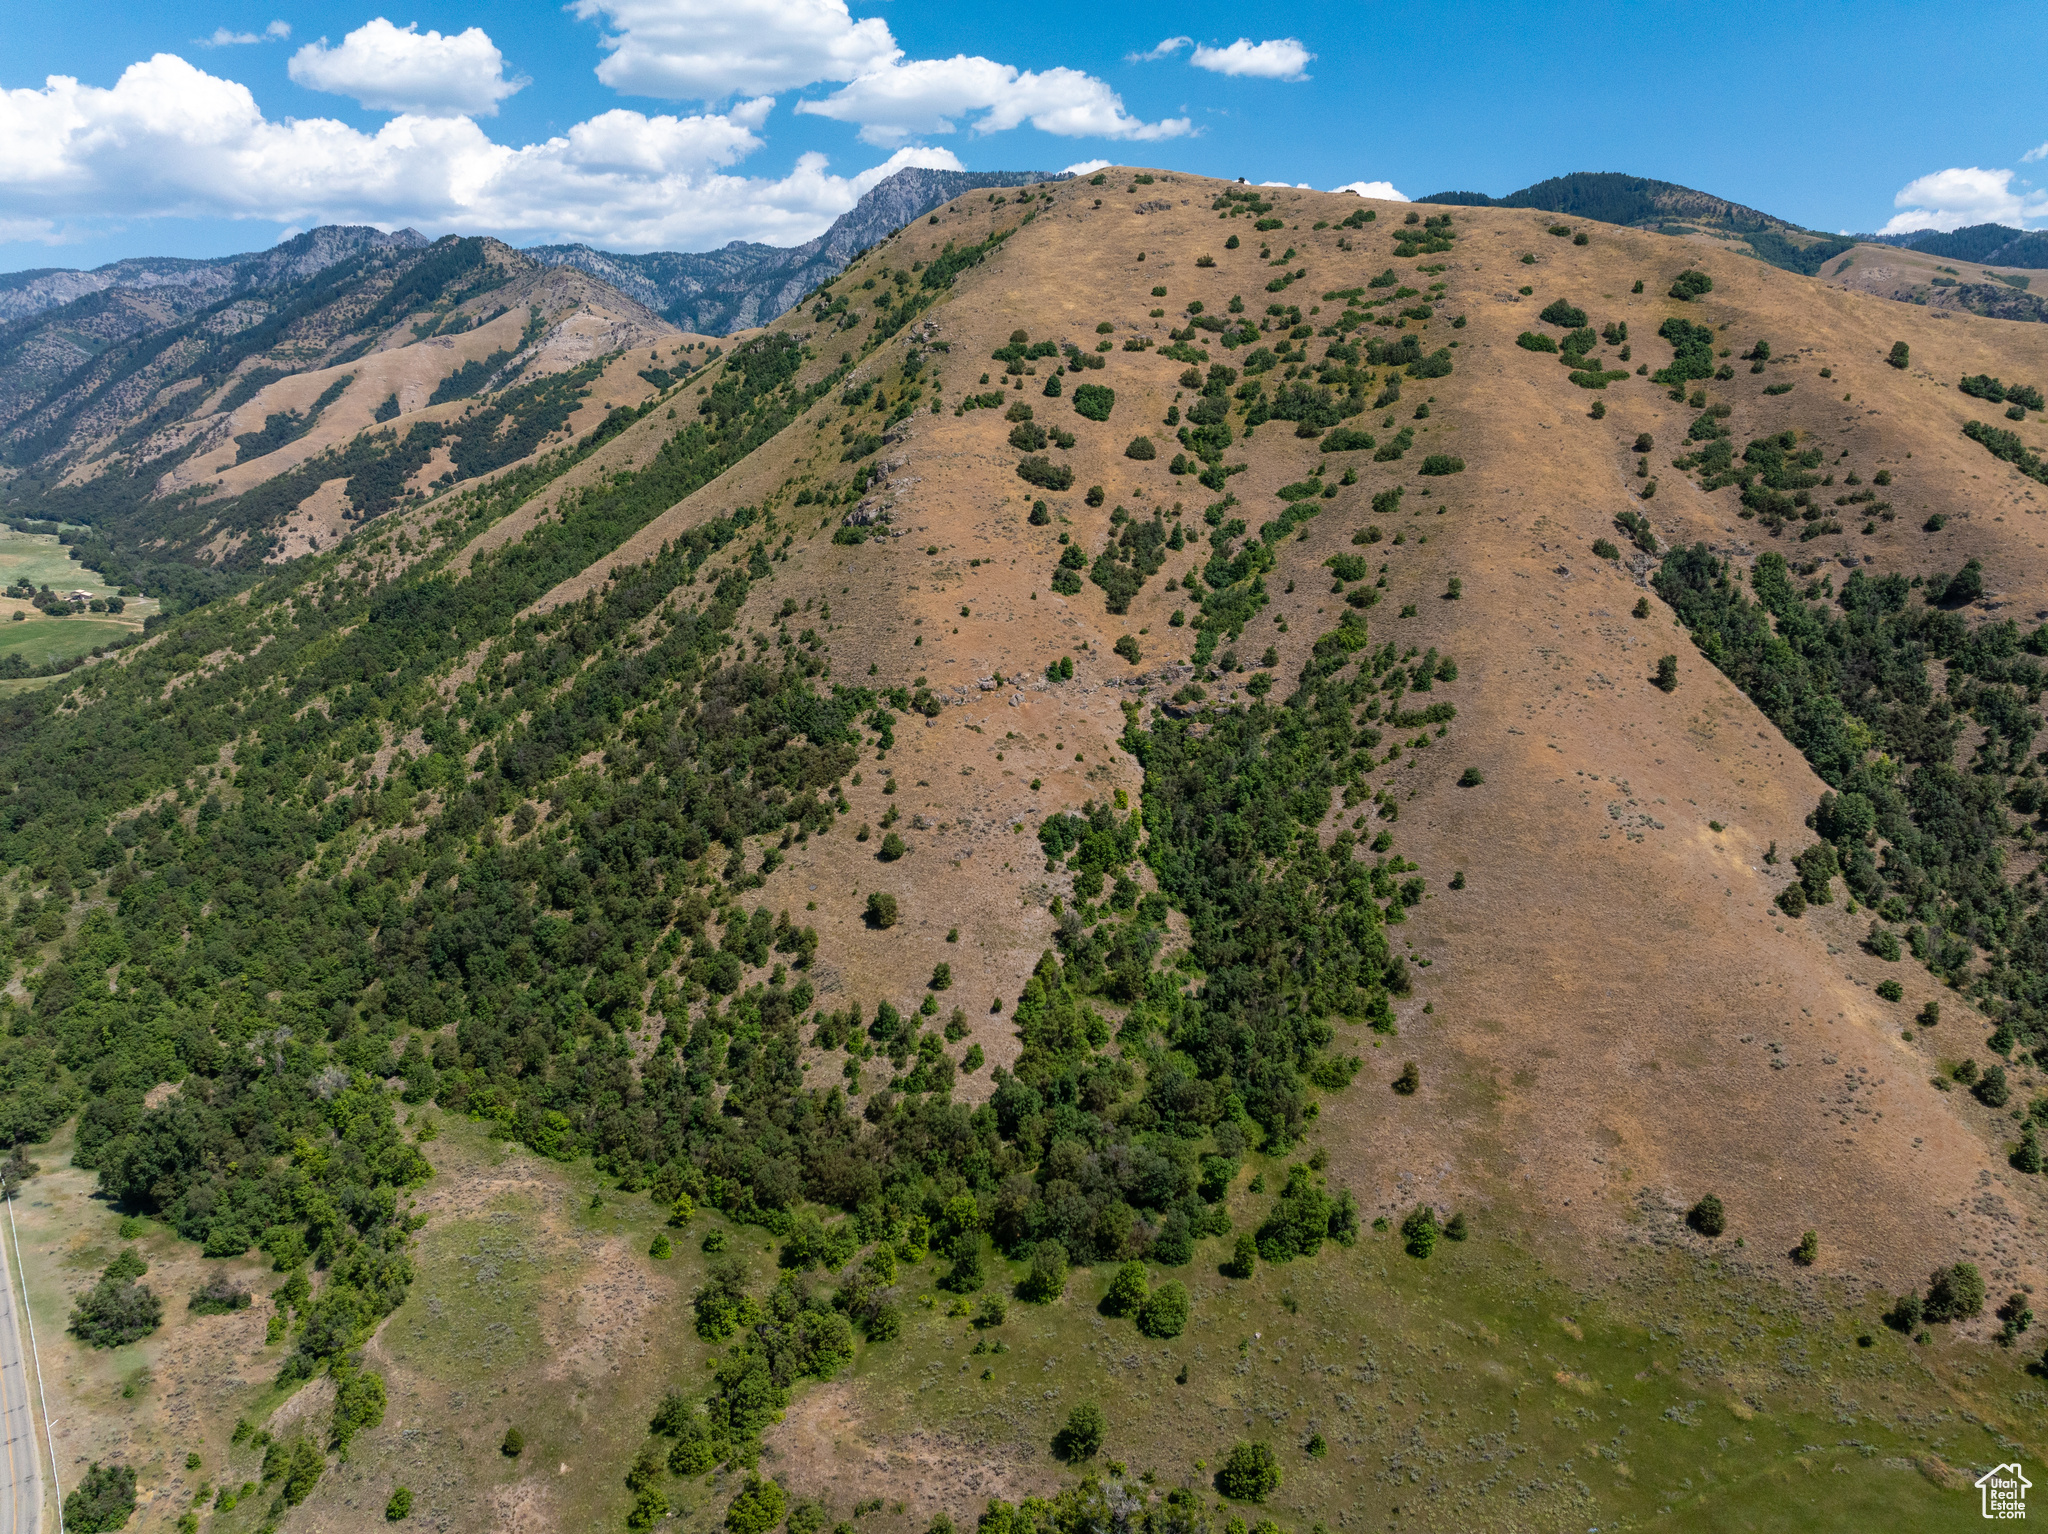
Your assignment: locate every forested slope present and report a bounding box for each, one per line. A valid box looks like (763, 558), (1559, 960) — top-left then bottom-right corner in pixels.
(2, 171), (2046, 1534)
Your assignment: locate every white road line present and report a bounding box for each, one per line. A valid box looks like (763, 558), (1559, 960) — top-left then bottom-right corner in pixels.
(5, 1199), (56, 1534)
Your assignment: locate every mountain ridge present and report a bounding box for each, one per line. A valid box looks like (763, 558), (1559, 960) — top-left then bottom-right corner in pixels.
(525, 166), (1061, 333)
(1421, 169), (1859, 275)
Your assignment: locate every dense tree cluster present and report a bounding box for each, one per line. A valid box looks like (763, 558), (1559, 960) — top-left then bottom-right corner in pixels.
(1658, 545), (2048, 1061)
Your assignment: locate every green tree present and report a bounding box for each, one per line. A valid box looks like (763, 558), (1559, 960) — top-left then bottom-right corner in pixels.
(724, 1473), (788, 1534)
(1888, 341), (1910, 370)
(64, 1463), (138, 1533)
(1400, 1205), (1439, 1258)
(865, 892), (899, 928)
(1223, 1233), (1257, 1279)
(1215, 1441), (1280, 1501)
(1136, 1281), (1190, 1338)
(1019, 1241), (1068, 1302)
(1923, 1262), (1985, 1323)
(1687, 1195), (1726, 1237)
(1101, 1260), (1149, 1316)
(1654, 655), (1679, 692)
(1794, 1230), (1818, 1266)
(501, 1426), (526, 1457)
(386, 1486), (413, 1521)
(1055, 1402), (1106, 1460)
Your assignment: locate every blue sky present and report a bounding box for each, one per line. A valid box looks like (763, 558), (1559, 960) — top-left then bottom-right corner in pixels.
(3, 0), (2044, 273)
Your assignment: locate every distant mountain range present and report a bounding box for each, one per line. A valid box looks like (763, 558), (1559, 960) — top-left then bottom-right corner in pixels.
(525, 167), (1059, 334)
(0, 168), (1059, 339)
(1420, 172), (1858, 275)
(0, 225), (429, 326)
(1422, 171), (2048, 276)
(1871, 223), (2048, 269)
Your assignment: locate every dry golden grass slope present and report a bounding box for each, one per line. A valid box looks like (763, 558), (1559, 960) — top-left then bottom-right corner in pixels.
(509, 169), (2047, 1303)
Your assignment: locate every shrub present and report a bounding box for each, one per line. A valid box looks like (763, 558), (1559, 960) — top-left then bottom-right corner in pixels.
(1223, 1233), (1257, 1278)
(1884, 1292), (1923, 1333)
(865, 892), (899, 929)
(1055, 1402), (1106, 1461)
(1976, 1064), (2011, 1107)
(2014, 1125), (2043, 1175)
(1794, 1230), (1818, 1266)
(1102, 1261), (1149, 1317)
(973, 1293), (1008, 1329)
(929, 962), (951, 991)
(1444, 1211), (1468, 1241)
(1225, 234), (1240, 249)
(1019, 1241), (1068, 1302)
(1866, 924), (1901, 961)
(189, 1276), (252, 1315)
(1216, 1442), (1280, 1502)
(1515, 331), (1559, 353)
(1918, 1000), (1941, 1028)
(1458, 767), (1484, 787)
(1654, 655), (1679, 692)
(1028, 499), (1050, 525)
(725, 1474), (788, 1534)
(1592, 538), (1620, 560)
(1016, 456), (1073, 491)
(1633, 432), (1654, 452)
(649, 1232), (673, 1259)
(1876, 978), (1904, 1002)
(1136, 1281), (1190, 1338)
(1887, 341), (1909, 370)
(878, 831), (906, 862)
(69, 1259), (163, 1348)
(1113, 634), (1142, 664)
(1072, 384), (1116, 421)
(1538, 299), (1587, 328)
(1419, 454), (1464, 476)
(1392, 1060), (1420, 1095)
(1400, 1204), (1439, 1258)
(1085, 484), (1105, 507)
(1669, 269), (1714, 301)
(1923, 1262), (1985, 1323)
(502, 1427), (525, 1457)
(1776, 883), (1807, 918)
(1687, 1195), (1726, 1237)
(387, 1486), (413, 1521)
(1125, 435), (1156, 460)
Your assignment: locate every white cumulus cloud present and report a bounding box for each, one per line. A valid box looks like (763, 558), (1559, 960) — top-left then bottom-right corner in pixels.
(1332, 179), (1408, 201)
(797, 55), (1189, 147)
(1063, 158), (1111, 175)
(0, 53), (959, 251)
(1190, 38), (1314, 81)
(1128, 37), (1191, 63)
(289, 18), (527, 118)
(201, 21), (290, 47)
(2021, 142), (2048, 164)
(1881, 165), (2046, 234)
(571, 0), (898, 100)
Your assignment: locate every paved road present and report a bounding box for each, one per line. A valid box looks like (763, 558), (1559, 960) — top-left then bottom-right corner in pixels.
(0, 1207), (40, 1534)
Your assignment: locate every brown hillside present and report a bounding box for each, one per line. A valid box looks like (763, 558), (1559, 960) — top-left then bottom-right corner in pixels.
(505, 171), (2047, 1308)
